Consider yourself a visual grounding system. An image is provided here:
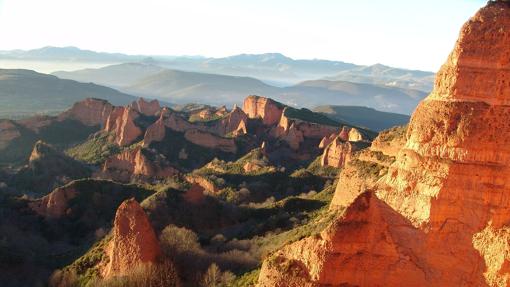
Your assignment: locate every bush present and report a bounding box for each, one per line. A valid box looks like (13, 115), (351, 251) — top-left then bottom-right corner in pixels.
(159, 224), (201, 255)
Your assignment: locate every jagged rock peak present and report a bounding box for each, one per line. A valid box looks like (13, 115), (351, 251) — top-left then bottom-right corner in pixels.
(104, 198), (162, 278)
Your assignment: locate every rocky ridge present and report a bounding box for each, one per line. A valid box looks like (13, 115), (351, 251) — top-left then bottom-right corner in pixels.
(258, 3), (510, 286)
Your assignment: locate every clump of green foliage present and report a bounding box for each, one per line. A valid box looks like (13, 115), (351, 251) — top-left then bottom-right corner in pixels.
(66, 132), (120, 164)
(376, 125), (407, 143)
(349, 159), (387, 179)
(284, 107), (340, 127)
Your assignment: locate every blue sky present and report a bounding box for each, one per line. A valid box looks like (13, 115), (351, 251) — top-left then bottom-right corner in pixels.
(0, 0), (486, 71)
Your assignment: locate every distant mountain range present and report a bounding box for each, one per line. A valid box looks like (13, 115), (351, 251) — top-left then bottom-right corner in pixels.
(0, 69), (137, 119)
(0, 46), (434, 117)
(313, 105), (410, 131)
(1, 46), (434, 90)
(53, 62), (427, 114)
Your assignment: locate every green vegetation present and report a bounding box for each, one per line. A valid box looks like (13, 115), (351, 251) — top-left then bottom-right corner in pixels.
(284, 107), (340, 127)
(189, 112), (224, 123)
(376, 125), (408, 143)
(66, 132), (120, 164)
(305, 156), (339, 178)
(350, 159), (387, 179)
(313, 105), (410, 132)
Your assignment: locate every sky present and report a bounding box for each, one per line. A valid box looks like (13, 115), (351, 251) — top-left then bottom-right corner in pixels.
(0, 0), (486, 71)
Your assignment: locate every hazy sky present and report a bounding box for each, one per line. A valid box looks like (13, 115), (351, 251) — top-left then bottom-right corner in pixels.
(0, 0), (485, 71)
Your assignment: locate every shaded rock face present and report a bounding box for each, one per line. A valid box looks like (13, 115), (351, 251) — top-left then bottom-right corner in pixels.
(104, 107), (143, 146)
(104, 199), (162, 278)
(99, 146), (178, 182)
(59, 98), (113, 127)
(184, 129), (237, 153)
(29, 185), (78, 218)
(259, 3), (510, 287)
(243, 95), (284, 126)
(130, 98), (160, 116)
(14, 141), (91, 194)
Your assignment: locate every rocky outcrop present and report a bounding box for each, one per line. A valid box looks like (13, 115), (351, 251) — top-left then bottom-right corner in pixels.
(258, 192), (428, 287)
(29, 185), (78, 218)
(59, 98), (114, 127)
(209, 106), (248, 136)
(104, 107), (143, 146)
(104, 199), (162, 278)
(183, 184), (205, 205)
(243, 95), (284, 126)
(130, 98), (160, 116)
(143, 108), (195, 146)
(185, 175), (220, 194)
(320, 137), (368, 168)
(14, 141), (91, 194)
(259, 3), (510, 286)
(99, 146), (178, 182)
(184, 129), (237, 153)
(274, 108), (339, 150)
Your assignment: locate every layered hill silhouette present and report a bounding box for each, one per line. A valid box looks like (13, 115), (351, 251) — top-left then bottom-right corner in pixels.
(0, 69), (137, 119)
(313, 105), (410, 131)
(53, 63), (427, 114)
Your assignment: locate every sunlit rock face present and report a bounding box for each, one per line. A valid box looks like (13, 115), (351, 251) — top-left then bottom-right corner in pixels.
(130, 98), (160, 116)
(243, 95), (284, 126)
(104, 106), (143, 146)
(99, 146), (178, 182)
(258, 3), (510, 286)
(59, 98), (114, 127)
(104, 199), (162, 278)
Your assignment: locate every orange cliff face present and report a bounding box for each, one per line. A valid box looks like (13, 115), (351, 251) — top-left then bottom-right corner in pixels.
(130, 98), (161, 116)
(274, 108), (339, 150)
(58, 98), (114, 127)
(103, 199), (162, 278)
(104, 106), (143, 146)
(258, 2), (510, 287)
(242, 95), (284, 126)
(98, 146), (178, 182)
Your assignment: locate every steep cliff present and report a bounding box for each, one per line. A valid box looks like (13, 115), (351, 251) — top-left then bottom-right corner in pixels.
(130, 98), (161, 116)
(243, 95), (285, 126)
(104, 199), (162, 278)
(104, 106), (143, 146)
(258, 3), (510, 286)
(99, 146), (178, 182)
(59, 98), (114, 127)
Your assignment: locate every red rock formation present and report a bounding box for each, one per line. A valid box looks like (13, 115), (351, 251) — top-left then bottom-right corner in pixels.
(259, 3), (510, 286)
(258, 192), (428, 287)
(143, 114), (167, 147)
(184, 129), (237, 153)
(104, 107), (143, 146)
(243, 95), (284, 126)
(211, 106), (248, 136)
(130, 98), (161, 116)
(104, 199), (162, 278)
(185, 175), (220, 194)
(275, 108), (338, 150)
(59, 98), (114, 127)
(183, 184), (205, 205)
(99, 146), (178, 182)
(29, 185), (78, 218)
(320, 137), (362, 168)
